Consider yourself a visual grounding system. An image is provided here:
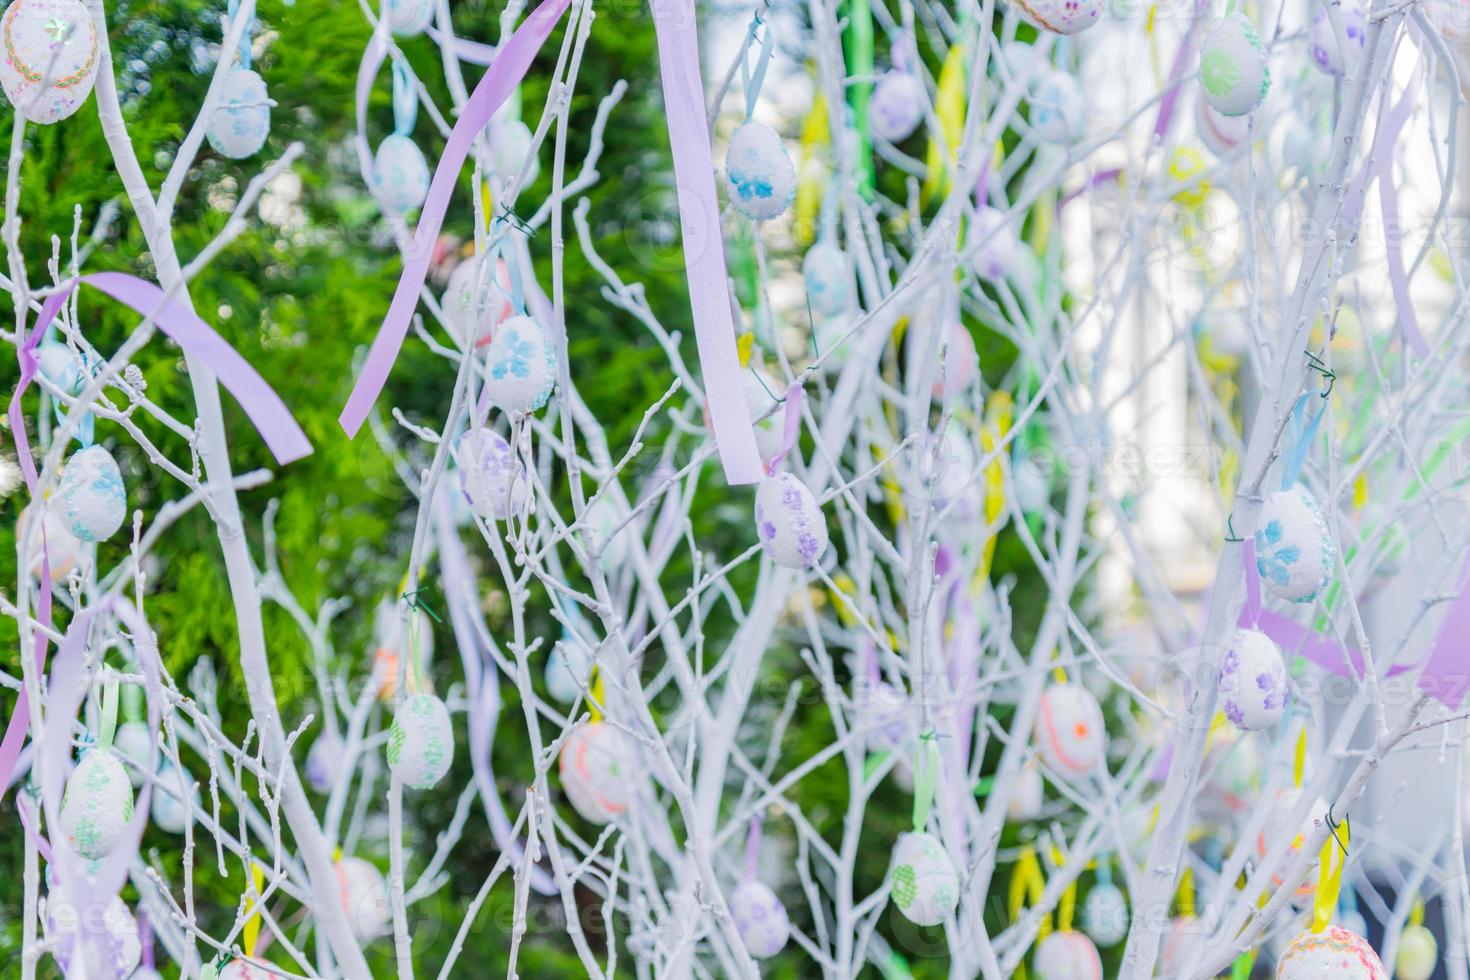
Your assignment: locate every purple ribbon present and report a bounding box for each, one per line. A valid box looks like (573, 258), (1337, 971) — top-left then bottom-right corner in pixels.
(763, 382), (803, 474)
(1152, 0), (1210, 140)
(1417, 553), (1470, 708)
(339, 0), (573, 437)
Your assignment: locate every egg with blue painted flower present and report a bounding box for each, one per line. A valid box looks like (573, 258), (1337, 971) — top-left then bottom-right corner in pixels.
(1030, 70), (1085, 143)
(58, 445), (126, 543)
(1082, 882), (1129, 946)
(1277, 926), (1386, 980)
(1220, 628), (1288, 731)
(1309, 5), (1367, 78)
(455, 428), (526, 521)
(888, 831), (959, 926)
(1199, 14), (1271, 117)
(46, 883), (140, 979)
(385, 0), (433, 36)
(755, 472), (828, 569)
(387, 693), (454, 790)
(481, 314), (557, 416)
(373, 134), (431, 213)
(730, 880), (790, 958)
(59, 747), (134, 860)
(1255, 484), (1335, 603)
(206, 68), (271, 159)
(725, 121), (796, 221)
(1011, 0), (1104, 33)
(869, 71), (926, 143)
(0, 0), (99, 124)
(1034, 930), (1104, 980)
(803, 242), (856, 317)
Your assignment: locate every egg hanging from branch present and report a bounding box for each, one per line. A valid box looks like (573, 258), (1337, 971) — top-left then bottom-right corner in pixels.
(1199, 14), (1271, 117)
(754, 472), (829, 569)
(725, 121), (796, 221)
(59, 747), (134, 860)
(888, 831), (959, 926)
(730, 880), (790, 959)
(206, 68), (271, 159)
(1033, 682), (1106, 778)
(481, 315), (557, 416)
(386, 693), (455, 790)
(58, 445), (126, 543)
(1255, 484), (1335, 603)
(1219, 628), (1289, 731)
(0, 0), (99, 124)
(1277, 926), (1387, 980)
(559, 721), (634, 824)
(373, 134), (431, 213)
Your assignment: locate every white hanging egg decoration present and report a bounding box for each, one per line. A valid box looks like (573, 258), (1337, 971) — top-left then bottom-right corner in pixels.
(112, 720), (153, 787)
(1255, 484), (1335, 603)
(581, 496), (631, 572)
(206, 68), (271, 159)
(481, 314), (557, 416)
(151, 759), (199, 835)
(1428, 0), (1470, 41)
(725, 121), (796, 221)
(803, 242), (856, 317)
(545, 634), (593, 704)
(305, 729), (342, 792)
(968, 207), (1025, 282)
(0, 0), (98, 124)
(1254, 788), (1328, 900)
(373, 134), (431, 213)
(1014, 456), (1050, 512)
(47, 886), (140, 979)
(335, 856), (390, 941)
(730, 880), (790, 959)
(1033, 930), (1103, 980)
(932, 317), (979, 401)
(754, 471), (829, 569)
(1196, 97), (1251, 157)
(813, 311), (856, 374)
(559, 721), (634, 824)
(442, 257), (514, 349)
(58, 444), (126, 543)
(888, 831), (959, 927)
(1277, 926), (1386, 979)
(1082, 882), (1129, 946)
(1030, 70), (1085, 144)
(1006, 761), (1043, 821)
(1308, 5), (1367, 78)
(59, 747), (134, 860)
(1033, 682), (1106, 778)
(1219, 628), (1289, 731)
(490, 117), (540, 187)
(743, 368), (785, 461)
(869, 71), (926, 143)
(387, 693), (455, 789)
(385, 0), (433, 36)
(455, 428), (526, 521)
(1199, 14), (1271, 117)
(36, 339), (89, 392)
(1396, 924), (1438, 980)
(1010, 0), (1103, 33)
(27, 504), (82, 580)
(218, 960), (270, 980)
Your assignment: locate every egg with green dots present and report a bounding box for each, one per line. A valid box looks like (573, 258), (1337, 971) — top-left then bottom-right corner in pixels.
(1199, 14), (1271, 117)
(888, 831), (959, 926)
(59, 748), (134, 860)
(386, 694), (454, 790)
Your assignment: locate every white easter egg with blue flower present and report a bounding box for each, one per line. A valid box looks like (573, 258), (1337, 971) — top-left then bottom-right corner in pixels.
(731, 880), (790, 958)
(0, 0), (98, 124)
(754, 472), (828, 569)
(482, 314), (557, 416)
(1199, 14), (1271, 117)
(455, 428), (526, 521)
(1277, 926), (1387, 980)
(1011, 0), (1104, 33)
(46, 884), (140, 979)
(151, 759), (199, 834)
(112, 720), (153, 787)
(803, 242), (856, 317)
(58, 444), (126, 543)
(559, 721), (633, 824)
(1030, 70), (1085, 143)
(206, 68), (271, 159)
(968, 206), (1024, 282)
(1035, 930), (1104, 980)
(335, 856), (390, 941)
(1220, 628), (1288, 731)
(374, 134), (430, 213)
(387, 693), (454, 790)
(490, 117), (539, 186)
(1255, 484), (1335, 603)
(1309, 5), (1367, 77)
(385, 0), (433, 36)
(59, 747), (134, 860)
(888, 831), (959, 926)
(725, 121), (796, 221)
(1196, 97), (1250, 157)
(1083, 882), (1129, 946)
(546, 634), (593, 703)
(1034, 682), (1106, 778)
(869, 71), (925, 143)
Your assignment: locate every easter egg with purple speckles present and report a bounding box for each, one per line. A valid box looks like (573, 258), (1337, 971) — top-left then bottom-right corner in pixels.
(730, 880), (790, 958)
(1220, 628), (1289, 731)
(47, 886), (140, 979)
(754, 472), (828, 569)
(0, 0), (98, 124)
(1309, 5), (1367, 77)
(869, 71), (926, 142)
(1010, 0), (1103, 34)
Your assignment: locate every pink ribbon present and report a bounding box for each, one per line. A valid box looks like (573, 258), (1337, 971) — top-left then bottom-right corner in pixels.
(651, 0), (763, 485)
(339, 0), (573, 437)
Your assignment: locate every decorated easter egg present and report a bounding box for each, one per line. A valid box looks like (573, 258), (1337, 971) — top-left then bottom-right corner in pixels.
(36, 339), (89, 392)
(1199, 14), (1271, 117)
(335, 856), (390, 941)
(968, 206), (1024, 281)
(218, 960), (270, 980)
(1034, 682), (1106, 778)
(26, 504), (82, 580)
(725, 121), (796, 221)
(743, 368), (785, 461)
(1220, 628), (1289, 731)
(489, 117), (540, 186)
(151, 759), (199, 834)
(888, 831), (959, 927)
(855, 674), (911, 751)
(1010, 0), (1103, 33)
(546, 633), (593, 703)
(112, 720), (153, 787)
(305, 730), (341, 792)
(385, 0), (433, 36)
(1014, 457), (1050, 512)
(0, 0), (98, 124)
(730, 880), (790, 958)
(455, 428), (526, 521)
(47, 887), (140, 978)
(1428, 0), (1470, 41)
(1196, 97), (1251, 157)
(559, 721), (634, 824)
(1030, 70), (1085, 143)
(1255, 788), (1328, 900)
(803, 242), (856, 317)
(1309, 5), (1367, 77)
(932, 317), (979, 400)
(442, 257), (514, 348)
(869, 71), (926, 142)
(387, 693), (454, 790)
(58, 444), (125, 542)
(813, 311), (856, 373)
(581, 496), (631, 571)
(1158, 916), (1197, 975)
(1276, 926), (1386, 979)
(754, 472), (829, 569)
(206, 68), (271, 159)
(921, 420), (980, 513)
(481, 314), (557, 416)
(1034, 930), (1103, 980)
(1396, 924), (1438, 980)
(1007, 761), (1044, 821)
(373, 134), (431, 213)
(1169, 145), (1211, 207)
(59, 747), (134, 860)
(1255, 484), (1335, 603)
(1082, 882), (1129, 946)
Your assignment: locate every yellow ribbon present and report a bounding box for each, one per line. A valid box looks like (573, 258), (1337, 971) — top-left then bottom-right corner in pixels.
(1051, 845), (1077, 934)
(979, 393), (1013, 578)
(588, 667), (605, 724)
(1175, 866), (1195, 918)
(795, 90), (830, 246)
(923, 42), (967, 201)
(1294, 729), (1307, 789)
(243, 861), (266, 958)
(1311, 818), (1349, 933)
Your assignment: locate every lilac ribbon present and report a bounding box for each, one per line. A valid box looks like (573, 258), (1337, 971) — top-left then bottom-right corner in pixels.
(651, 0), (763, 485)
(763, 382), (803, 474)
(339, 0), (573, 437)
(1152, 0), (1211, 140)
(1416, 552), (1470, 708)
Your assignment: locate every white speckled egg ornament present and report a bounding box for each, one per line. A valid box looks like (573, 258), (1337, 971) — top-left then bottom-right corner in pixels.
(1196, 97), (1251, 157)
(335, 856), (390, 941)
(1309, 5), (1367, 77)
(1082, 882), (1129, 946)
(385, 0), (433, 36)
(546, 635), (593, 703)
(305, 729), (342, 792)
(481, 315), (557, 416)
(1277, 926), (1387, 979)
(730, 880), (790, 958)
(888, 831), (959, 926)
(151, 759), (199, 834)
(58, 444), (125, 542)
(1199, 14), (1271, 117)
(59, 748), (134, 860)
(373, 134), (431, 213)
(559, 721), (634, 824)
(112, 720), (152, 787)
(1034, 930), (1103, 980)
(387, 693), (454, 789)
(490, 118), (540, 187)
(1255, 484), (1335, 603)
(0, 0), (98, 124)
(968, 207), (1025, 282)
(1007, 761), (1043, 821)
(1010, 0), (1103, 32)
(869, 71), (926, 142)
(206, 68), (271, 159)
(1030, 70), (1085, 143)
(442, 257), (514, 348)
(582, 496), (631, 571)
(1396, 924), (1438, 980)
(754, 471), (829, 569)
(725, 121), (796, 221)
(26, 504), (82, 580)
(455, 428), (526, 520)
(1220, 628), (1289, 731)
(1033, 682), (1106, 778)
(742, 368), (784, 461)
(803, 242), (856, 317)
(47, 887), (140, 979)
